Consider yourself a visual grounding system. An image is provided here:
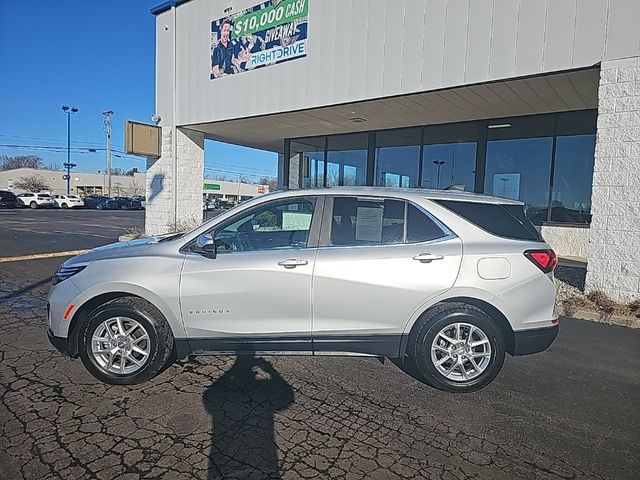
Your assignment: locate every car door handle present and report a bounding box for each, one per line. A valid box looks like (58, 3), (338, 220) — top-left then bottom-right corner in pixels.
(277, 259), (308, 268)
(413, 253), (444, 262)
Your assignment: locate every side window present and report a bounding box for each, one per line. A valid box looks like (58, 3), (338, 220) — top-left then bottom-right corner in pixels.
(406, 204), (446, 243)
(330, 197), (405, 246)
(213, 198), (316, 253)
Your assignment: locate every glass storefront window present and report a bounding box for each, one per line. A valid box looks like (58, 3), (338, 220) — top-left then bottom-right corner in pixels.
(422, 122), (477, 191)
(290, 137), (325, 188)
(326, 133), (368, 187)
(375, 128), (421, 188)
(485, 137), (553, 223)
(286, 110), (596, 225)
(550, 134), (595, 223)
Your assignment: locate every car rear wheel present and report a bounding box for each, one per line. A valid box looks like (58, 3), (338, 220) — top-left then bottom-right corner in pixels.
(96, 203), (103, 210)
(409, 303), (505, 393)
(30, 201), (38, 209)
(78, 297), (175, 385)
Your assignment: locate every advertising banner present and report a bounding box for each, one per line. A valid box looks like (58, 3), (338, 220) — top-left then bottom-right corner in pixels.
(210, 0), (308, 80)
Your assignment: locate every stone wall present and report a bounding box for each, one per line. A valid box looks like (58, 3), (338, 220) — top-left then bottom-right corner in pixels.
(540, 226), (589, 259)
(145, 127), (204, 236)
(586, 57), (640, 302)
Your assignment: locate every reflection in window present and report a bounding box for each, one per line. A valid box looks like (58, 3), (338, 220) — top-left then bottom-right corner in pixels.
(423, 143), (476, 191)
(375, 128), (421, 188)
(291, 138), (324, 188)
(550, 134), (595, 224)
(422, 122), (477, 191)
(485, 137), (553, 224)
(326, 134), (368, 187)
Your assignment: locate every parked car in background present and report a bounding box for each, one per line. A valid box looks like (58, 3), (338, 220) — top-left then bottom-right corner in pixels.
(0, 190), (18, 208)
(111, 197), (143, 210)
(48, 187), (558, 391)
(132, 196), (146, 208)
(83, 196), (116, 210)
(215, 199), (234, 209)
(52, 194), (85, 209)
(16, 192), (56, 209)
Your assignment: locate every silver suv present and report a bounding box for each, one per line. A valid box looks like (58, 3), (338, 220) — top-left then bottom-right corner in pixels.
(48, 188), (558, 392)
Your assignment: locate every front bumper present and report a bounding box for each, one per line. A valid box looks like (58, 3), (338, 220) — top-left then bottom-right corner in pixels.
(48, 328), (71, 357)
(513, 324), (559, 355)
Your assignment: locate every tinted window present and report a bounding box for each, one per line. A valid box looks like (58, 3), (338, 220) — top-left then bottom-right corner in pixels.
(330, 197), (404, 246)
(214, 198), (316, 253)
(407, 205), (446, 243)
(435, 200), (541, 242)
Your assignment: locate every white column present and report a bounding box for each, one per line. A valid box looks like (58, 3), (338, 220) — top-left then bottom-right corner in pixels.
(586, 56), (640, 302)
(145, 127), (204, 235)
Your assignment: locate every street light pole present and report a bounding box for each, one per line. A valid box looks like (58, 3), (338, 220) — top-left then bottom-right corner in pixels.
(433, 160), (445, 189)
(61, 105), (79, 194)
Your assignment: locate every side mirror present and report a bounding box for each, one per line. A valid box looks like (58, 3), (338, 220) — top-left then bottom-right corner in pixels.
(193, 233), (217, 258)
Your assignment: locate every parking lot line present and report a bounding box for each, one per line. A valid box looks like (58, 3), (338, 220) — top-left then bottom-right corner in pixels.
(0, 250), (88, 263)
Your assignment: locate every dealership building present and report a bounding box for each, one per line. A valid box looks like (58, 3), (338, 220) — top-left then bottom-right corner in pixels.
(149, 0), (640, 301)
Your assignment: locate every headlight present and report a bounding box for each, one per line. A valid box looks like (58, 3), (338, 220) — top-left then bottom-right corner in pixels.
(52, 264), (87, 285)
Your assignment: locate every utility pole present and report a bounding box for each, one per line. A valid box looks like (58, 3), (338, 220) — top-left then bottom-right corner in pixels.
(102, 110), (114, 196)
(61, 105), (78, 194)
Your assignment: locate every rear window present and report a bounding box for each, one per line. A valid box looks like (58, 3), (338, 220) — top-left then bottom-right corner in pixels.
(434, 200), (541, 242)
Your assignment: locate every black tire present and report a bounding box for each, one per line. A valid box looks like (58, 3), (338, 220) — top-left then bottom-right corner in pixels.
(78, 297), (174, 385)
(408, 302), (505, 393)
(96, 203), (103, 210)
(61, 203), (68, 209)
(30, 201), (37, 209)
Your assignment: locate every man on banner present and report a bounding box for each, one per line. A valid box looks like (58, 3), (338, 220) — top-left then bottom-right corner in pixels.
(211, 19), (251, 77)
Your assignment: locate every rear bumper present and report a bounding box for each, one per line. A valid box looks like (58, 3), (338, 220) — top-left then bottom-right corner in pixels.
(513, 324), (559, 356)
(48, 328), (71, 357)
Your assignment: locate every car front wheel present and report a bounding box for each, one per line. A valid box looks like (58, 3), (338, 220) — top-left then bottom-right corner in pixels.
(30, 202), (38, 209)
(409, 303), (505, 393)
(61, 203), (68, 209)
(78, 297), (175, 385)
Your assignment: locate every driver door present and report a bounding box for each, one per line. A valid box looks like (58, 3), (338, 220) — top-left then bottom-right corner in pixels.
(180, 196), (322, 354)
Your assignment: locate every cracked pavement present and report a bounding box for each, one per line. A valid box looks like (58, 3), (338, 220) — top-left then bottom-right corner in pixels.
(1, 257), (639, 479)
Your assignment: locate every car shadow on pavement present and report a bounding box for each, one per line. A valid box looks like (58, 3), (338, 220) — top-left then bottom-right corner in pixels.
(0, 276), (52, 303)
(203, 352), (294, 480)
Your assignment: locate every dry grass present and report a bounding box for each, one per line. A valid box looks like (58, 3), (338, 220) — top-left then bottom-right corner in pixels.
(165, 217), (203, 233)
(123, 226), (146, 238)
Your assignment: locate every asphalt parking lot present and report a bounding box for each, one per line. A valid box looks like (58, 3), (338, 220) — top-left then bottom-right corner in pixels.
(0, 209), (145, 257)
(0, 213), (639, 479)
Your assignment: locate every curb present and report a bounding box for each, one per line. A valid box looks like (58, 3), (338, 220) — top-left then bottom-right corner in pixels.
(570, 308), (640, 329)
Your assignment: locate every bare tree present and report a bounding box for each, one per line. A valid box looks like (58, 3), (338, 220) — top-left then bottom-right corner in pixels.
(46, 162), (63, 171)
(110, 167), (125, 176)
(0, 155), (44, 171)
(13, 174), (49, 192)
(258, 176), (278, 192)
(126, 178), (144, 197)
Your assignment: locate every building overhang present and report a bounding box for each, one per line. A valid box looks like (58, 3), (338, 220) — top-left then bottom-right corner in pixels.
(186, 67), (599, 153)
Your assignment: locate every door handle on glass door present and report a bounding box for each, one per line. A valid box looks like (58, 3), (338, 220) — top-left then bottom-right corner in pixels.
(277, 259), (308, 268)
(412, 253), (444, 262)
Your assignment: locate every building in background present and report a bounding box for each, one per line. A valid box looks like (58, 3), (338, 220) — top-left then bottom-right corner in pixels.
(150, 0), (640, 301)
(203, 179), (269, 203)
(0, 168), (269, 203)
(0, 168), (146, 197)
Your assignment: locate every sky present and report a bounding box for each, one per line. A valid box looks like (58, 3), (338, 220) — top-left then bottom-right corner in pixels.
(0, 0), (277, 181)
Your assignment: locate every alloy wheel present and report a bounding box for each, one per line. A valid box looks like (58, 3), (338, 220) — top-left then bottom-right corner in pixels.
(430, 322), (492, 382)
(90, 317), (151, 375)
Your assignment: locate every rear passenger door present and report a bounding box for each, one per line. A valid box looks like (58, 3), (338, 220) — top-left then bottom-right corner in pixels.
(311, 196), (463, 357)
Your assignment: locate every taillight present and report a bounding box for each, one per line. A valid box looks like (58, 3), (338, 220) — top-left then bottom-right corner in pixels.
(524, 249), (557, 273)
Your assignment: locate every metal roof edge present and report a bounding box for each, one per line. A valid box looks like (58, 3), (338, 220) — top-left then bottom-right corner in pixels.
(150, 0), (193, 16)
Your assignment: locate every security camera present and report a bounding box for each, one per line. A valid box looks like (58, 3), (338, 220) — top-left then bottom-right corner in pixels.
(151, 113), (161, 125)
